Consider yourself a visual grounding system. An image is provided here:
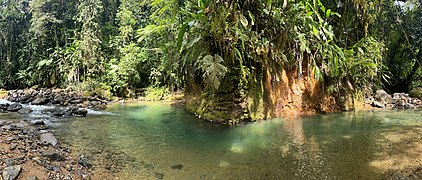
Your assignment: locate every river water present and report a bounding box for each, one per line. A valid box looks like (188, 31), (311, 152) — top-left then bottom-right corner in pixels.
(4, 100), (421, 179)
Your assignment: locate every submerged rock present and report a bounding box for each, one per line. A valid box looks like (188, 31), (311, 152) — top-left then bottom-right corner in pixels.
(78, 157), (93, 168)
(40, 133), (58, 146)
(171, 164), (183, 169)
(154, 172), (164, 179)
(2, 165), (22, 180)
(18, 108), (33, 114)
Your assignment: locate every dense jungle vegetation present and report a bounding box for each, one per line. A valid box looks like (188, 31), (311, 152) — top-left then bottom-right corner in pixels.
(0, 0), (421, 98)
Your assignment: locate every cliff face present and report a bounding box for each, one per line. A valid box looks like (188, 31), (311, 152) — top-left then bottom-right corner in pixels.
(185, 62), (361, 125)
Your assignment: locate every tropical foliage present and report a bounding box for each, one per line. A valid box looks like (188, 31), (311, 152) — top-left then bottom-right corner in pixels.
(0, 0), (420, 97)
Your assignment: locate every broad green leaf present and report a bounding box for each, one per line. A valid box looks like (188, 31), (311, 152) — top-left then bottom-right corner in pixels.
(177, 23), (189, 51)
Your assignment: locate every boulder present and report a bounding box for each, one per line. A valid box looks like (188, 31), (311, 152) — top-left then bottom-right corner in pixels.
(0, 104), (8, 110)
(31, 98), (48, 105)
(40, 133), (58, 146)
(19, 92), (32, 102)
(70, 107), (88, 117)
(375, 90), (391, 102)
(371, 101), (385, 108)
(2, 165), (21, 180)
(43, 89), (52, 95)
(52, 95), (66, 104)
(7, 104), (22, 112)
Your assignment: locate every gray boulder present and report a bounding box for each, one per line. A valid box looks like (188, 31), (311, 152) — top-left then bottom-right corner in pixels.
(375, 90), (391, 102)
(53, 95), (66, 104)
(40, 133), (58, 146)
(19, 92), (32, 102)
(2, 165), (21, 180)
(7, 104), (22, 112)
(32, 98), (48, 105)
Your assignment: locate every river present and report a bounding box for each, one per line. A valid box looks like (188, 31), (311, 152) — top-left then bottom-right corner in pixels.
(2, 100), (422, 179)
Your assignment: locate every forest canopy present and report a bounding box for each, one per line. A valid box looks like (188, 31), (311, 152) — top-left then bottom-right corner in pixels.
(0, 0), (421, 97)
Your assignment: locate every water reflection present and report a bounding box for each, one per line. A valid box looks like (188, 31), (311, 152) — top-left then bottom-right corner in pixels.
(283, 116), (304, 146)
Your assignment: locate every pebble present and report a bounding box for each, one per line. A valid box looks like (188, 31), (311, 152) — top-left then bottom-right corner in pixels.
(9, 144), (17, 151)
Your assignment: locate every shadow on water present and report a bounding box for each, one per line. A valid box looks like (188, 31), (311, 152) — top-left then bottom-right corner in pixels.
(46, 103), (422, 179)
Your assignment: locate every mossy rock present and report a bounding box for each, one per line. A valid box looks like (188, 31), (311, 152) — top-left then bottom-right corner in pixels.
(409, 87), (422, 99)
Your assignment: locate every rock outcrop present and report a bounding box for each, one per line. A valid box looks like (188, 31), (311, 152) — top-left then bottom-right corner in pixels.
(7, 88), (108, 110)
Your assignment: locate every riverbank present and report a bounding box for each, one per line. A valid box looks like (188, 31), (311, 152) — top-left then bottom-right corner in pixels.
(0, 117), (92, 179)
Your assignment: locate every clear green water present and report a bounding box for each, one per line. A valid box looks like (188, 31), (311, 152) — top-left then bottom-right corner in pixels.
(52, 102), (422, 179)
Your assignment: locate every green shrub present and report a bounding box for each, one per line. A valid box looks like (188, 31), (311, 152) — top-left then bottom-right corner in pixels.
(409, 87), (422, 99)
(145, 86), (169, 101)
(68, 80), (113, 100)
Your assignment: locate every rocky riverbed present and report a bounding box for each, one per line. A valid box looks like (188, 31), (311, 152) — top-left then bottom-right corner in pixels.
(0, 88), (107, 180)
(0, 118), (92, 180)
(6, 88), (108, 110)
(365, 90), (422, 109)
